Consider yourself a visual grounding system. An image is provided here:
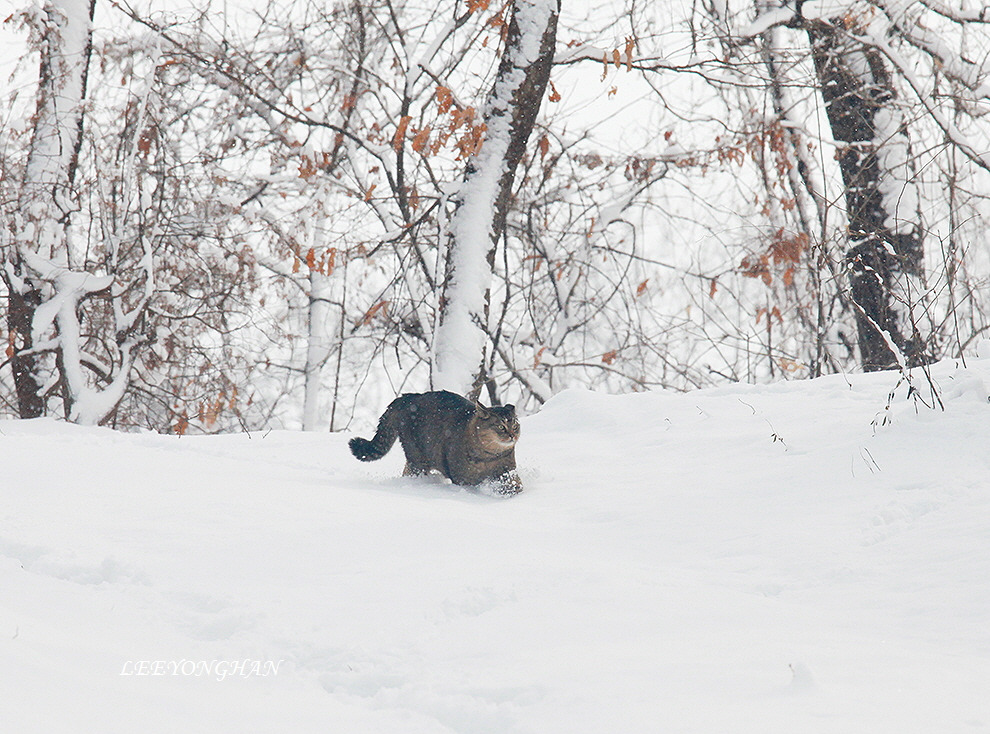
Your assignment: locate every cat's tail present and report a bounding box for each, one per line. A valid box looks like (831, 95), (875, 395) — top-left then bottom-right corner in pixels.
(348, 402), (399, 461)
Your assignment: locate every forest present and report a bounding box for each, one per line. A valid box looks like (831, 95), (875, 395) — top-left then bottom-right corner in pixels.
(2, 0), (989, 432)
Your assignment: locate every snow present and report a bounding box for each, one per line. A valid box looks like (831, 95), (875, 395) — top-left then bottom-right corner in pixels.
(3, 357), (990, 732)
(873, 105), (919, 236)
(736, 7), (794, 38)
(870, 30), (990, 174)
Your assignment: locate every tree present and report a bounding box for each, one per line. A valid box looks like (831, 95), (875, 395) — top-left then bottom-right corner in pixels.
(806, 17), (927, 371)
(706, 0), (990, 375)
(1, 0), (149, 425)
(6, 0), (990, 432)
(431, 0), (560, 398)
(2, 2), (274, 430)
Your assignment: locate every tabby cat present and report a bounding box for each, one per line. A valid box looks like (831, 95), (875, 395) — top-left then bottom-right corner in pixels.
(349, 390), (522, 495)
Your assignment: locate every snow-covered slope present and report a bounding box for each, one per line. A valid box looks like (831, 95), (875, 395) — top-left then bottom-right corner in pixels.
(2, 359), (989, 733)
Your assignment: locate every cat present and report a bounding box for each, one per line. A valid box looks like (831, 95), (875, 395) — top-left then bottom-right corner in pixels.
(349, 390), (522, 496)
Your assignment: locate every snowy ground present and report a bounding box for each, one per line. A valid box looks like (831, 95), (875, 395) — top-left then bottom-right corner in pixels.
(2, 357), (989, 733)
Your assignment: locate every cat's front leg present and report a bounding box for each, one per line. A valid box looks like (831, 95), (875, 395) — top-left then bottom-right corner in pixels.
(484, 470), (523, 496)
(403, 462), (430, 477)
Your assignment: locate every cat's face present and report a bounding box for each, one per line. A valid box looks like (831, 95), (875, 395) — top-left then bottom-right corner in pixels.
(475, 404), (520, 451)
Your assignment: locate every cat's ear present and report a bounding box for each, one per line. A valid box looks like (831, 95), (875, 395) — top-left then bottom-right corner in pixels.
(472, 401), (491, 417)
(503, 404), (516, 415)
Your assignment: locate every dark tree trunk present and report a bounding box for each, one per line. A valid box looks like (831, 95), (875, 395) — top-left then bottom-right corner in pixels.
(5, 285), (46, 418)
(807, 19), (928, 371)
(484, 0), (560, 251)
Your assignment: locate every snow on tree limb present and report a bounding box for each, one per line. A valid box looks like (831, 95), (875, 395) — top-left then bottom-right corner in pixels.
(432, 0), (559, 395)
(915, 0), (990, 23)
(18, 0), (96, 265)
(870, 0), (990, 98)
(866, 32), (990, 174)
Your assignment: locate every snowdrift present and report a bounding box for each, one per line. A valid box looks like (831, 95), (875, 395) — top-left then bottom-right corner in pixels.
(2, 359), (989, 733)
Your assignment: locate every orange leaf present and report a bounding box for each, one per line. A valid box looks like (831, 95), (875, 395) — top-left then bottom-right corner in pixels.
(363, 183), (377, 202)
(709, 278), (718, 298)
(636, 279), (649, 297)
(778, 358), (802, 373)
(624, 36), (636, 70)
(305, 248), (316, 270)
(448, 106), (476, 132)
(537, 134), (550, 160)
(602, 349), (618, 365)
(298, 155), (317, 180)
(357, 300), (390, 326)
(200, 399), (220, 428)
(455, 123), (486, 160)
(548, 80), (561, 103)
(393, 115), (412, 152)
(411, 126), (431, 154)
(612, 48), (621, 68)
(436, 86), (454, 114)
(533, 346), (547, 368)
(174, 411), (189, 436)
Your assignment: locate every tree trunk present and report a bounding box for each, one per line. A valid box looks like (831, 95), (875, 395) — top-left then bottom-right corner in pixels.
(5, 285), (45, 418)
(807, 19), (928, 371)
(302, 219), (335, 432)
(5, 0), (97, 417)
(431, 0), (559, 397)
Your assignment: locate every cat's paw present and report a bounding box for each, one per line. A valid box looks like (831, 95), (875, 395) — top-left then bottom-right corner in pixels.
(481, 471), (523, 497)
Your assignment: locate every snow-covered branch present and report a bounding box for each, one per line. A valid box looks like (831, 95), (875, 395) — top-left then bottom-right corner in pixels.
(915, 0), (990, 23)
(432, 0), (559, 395)
(864, 31), (990, 173)
(869, 0), (990, 99)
